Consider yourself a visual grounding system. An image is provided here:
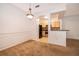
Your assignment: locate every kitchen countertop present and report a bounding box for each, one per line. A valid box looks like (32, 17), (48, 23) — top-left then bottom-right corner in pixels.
(51, 30), (69, 31)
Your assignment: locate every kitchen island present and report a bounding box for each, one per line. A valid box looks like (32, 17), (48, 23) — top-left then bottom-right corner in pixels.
(48, 30), (68, 47)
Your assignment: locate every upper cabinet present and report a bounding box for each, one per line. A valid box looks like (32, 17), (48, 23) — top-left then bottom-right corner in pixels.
(50, 11), (65, 31)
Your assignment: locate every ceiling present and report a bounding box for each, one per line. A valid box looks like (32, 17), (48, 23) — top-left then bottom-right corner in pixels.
(11, 3), (79, 17)
(12, 3), (66, 16)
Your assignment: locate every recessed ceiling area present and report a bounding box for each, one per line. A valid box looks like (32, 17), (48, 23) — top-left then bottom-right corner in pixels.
(11, 3), (66, 16)
(11, 3), (79, 17)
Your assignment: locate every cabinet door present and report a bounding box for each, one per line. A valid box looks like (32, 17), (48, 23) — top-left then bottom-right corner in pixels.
(55, 31), (66, 46)
(48, 31), (66, 47)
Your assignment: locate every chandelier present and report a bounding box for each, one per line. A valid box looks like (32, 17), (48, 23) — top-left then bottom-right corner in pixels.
(26, 3), (34, 19)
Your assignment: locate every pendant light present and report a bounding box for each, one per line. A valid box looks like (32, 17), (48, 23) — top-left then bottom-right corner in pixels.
(26, 3), (34, 19)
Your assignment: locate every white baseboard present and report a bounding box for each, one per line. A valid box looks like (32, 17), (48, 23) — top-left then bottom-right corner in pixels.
(0, 39), (31, 51)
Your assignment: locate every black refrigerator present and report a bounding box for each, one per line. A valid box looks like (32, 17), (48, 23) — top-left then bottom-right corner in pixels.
(39, 25), (42, 38)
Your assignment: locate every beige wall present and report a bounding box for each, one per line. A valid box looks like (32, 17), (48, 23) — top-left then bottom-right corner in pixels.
(0, 4), (38, 50)
(62, 15), (79, 40)
(39, 18), (48, 27)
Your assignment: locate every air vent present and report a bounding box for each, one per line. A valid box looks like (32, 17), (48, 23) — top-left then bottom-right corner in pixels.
(35, 5), (40, 8)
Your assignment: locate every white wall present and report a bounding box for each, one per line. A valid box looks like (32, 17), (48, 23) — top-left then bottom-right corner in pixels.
(0, 4), (38, 50)
(62, 15), (79, 40)
(62, 4), (79, 40)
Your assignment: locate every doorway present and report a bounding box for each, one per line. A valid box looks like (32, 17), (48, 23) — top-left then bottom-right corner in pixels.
(38, 16), (48, 43)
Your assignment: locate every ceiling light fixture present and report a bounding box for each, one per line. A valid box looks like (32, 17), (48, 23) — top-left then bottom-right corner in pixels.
(44, 16), (48, 19)
(26, 3), (34, 19)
